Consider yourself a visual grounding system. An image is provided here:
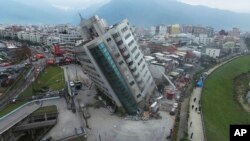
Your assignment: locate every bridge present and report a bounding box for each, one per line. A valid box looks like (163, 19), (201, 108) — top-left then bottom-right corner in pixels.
(0, 97), (61, 135)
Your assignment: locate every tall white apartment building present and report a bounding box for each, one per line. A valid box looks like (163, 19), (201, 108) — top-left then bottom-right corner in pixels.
(199, 34), (208, 45)
(149, 26), (156, 35)
(77, 16), (156, 115)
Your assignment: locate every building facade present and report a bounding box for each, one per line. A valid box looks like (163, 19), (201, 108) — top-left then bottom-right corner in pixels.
(205, 48), (220, 58)
(170, 24), (180, 34)
(77, 16), (156, 115)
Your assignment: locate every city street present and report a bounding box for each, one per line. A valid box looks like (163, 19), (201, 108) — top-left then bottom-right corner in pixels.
(0, 58), (47, 110)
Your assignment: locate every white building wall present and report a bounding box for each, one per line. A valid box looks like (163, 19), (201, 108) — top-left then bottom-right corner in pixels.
(205, 48), (220, 58)
(148, 63), (165, 80)
(158, 25), (167, 35)
(199, 34), (208, 45)
(150, 26), (156, 35)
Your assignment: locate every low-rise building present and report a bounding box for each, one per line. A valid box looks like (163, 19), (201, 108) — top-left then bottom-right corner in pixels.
(205, 48), (221, 58)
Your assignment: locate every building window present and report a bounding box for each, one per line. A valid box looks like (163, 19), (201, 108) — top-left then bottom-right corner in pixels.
(134, 52), (140, 60)
(137, 94), (141, 98)
(129, 81), (135, 86)
(121, 26), (128, 33)
(142, 64), (146, 70)
(112, 32), (120, 38)
(131, 67), (137, 72)
(146, 75), (151, 82)
(119, 60), (124, 65)
(125, 33), (131, 40)
(124, 54), (130, 59)
(128, 40), (134, 47)
(115, 53), (120, 58)
(82, 58), (91, 63)
(117, 40), (123, 46)
(128, 61), (133, 66)
(151, 81), (154, 86)
(141, 86), (145, 92)
(106, 38), (111, 42)
(138, 58), (143, 66)
(134, 73), (140, 79)
(131, 46), (137, 54)
(87, 65), (96, 71)
(144, 70), (148, 77)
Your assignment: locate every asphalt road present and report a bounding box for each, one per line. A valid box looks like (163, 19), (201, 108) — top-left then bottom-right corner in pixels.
(0, 58), (46, 110)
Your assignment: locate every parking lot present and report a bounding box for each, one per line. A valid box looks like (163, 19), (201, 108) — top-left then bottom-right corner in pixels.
(42, 98), (83, 140)
(59, 64), (176, 141)
(74, 83), (175, 141)
(85, 108), (174, 141)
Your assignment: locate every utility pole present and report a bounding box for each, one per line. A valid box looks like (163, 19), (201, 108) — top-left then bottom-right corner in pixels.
(74, 47), (78, 81)
(99, 134), (101, 141)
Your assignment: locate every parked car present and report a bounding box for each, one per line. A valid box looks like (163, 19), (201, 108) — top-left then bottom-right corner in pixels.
(170, 107), (176, 115)
(175, 95), (181, 102)
(173, 102), (178, 108)
(80, 103), (85, 109)
(69, 81), (74, 87)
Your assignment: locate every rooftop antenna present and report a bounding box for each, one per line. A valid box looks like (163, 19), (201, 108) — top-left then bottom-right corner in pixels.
(78, 13), (85, 21)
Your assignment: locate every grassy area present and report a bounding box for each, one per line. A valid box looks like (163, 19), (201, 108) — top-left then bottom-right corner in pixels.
(21, 65), (65, 97)
(0, 101), (27, 118)
(34, 65), (64, 90)
(0, 65), (64, 118)
(202, 55), (250, 141)
(244, 38), (250, 49)
(234, 73), (250, 106)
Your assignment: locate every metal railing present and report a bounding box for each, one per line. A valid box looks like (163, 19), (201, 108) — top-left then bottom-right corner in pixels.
(0, 97), (60, 120)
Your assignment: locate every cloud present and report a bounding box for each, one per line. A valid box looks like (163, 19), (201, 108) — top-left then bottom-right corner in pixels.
(52, 5), (72, 11)
(176, 0), (250, 13)
(12, 0), (110, 10)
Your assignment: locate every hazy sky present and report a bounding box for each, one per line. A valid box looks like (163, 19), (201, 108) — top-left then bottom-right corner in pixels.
(177, 0), (250, 13)
(13, 0), (111, 10)
(12, 0), (250, 13)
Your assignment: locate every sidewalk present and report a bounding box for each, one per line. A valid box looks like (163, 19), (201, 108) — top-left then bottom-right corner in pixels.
(188, 88), (204, 141)
(187, 55), (241, 141)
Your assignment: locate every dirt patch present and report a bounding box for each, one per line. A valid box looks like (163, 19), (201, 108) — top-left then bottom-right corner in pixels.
(233, 73), (250, 113)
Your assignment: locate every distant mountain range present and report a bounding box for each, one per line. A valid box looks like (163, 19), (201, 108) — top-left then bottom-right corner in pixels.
(1, 0), (250, 30)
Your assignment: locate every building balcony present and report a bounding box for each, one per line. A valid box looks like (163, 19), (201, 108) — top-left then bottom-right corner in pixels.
(126, 57), (133, 63)
(118, 44), (125, 50)
(138, 83), (144, 89)
(129, 64), (136, 70)
(132, 70), (139, 76)
(130, 67), (137, 73)
(114, 36), (122, 42)
(134, 73), (140, 79)
(123, 53), (130, 60)
(122, 50), (129, 56)
(135, 76), (142, 83)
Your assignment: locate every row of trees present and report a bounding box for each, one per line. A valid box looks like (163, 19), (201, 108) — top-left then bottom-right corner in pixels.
(245, 38), (250, 49)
